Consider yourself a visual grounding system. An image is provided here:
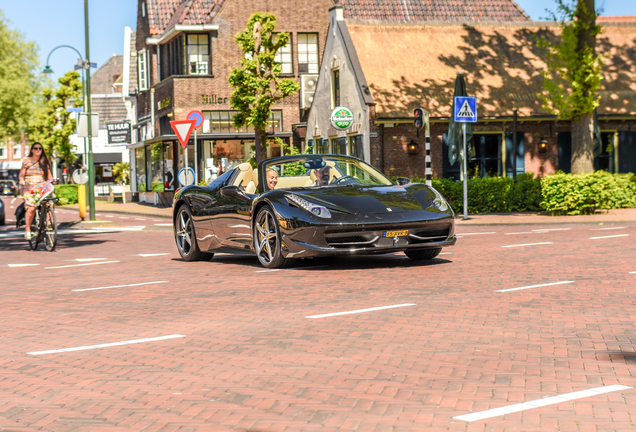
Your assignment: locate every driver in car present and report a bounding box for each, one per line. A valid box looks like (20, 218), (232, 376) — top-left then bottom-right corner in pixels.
(266, 168), (278, 190)
(313, 166), (331, 186)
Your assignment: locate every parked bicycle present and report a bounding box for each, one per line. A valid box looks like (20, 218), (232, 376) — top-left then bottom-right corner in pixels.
(18, 179), (60, 251)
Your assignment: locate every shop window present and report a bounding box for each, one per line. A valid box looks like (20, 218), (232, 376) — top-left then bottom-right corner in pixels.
(348, 135), (364, 160)
(185, 34), (209, 75)
(470, 134), (503, 178)
(332, 69), (340, 107)
(138, 50), (148, 91)
(297, 33), (318, 74)
(135, 146), (146, 191)
(164, 143), (175, 190)
(594, 132), (615, 173)
(150, 143), (164, 191)
(204, 110), (281, 134)
(274, 34), (293, 74)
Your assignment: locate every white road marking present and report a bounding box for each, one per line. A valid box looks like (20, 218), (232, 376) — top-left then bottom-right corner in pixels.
(453, 385), (632, 422)
(137, 253), (171, 257)
(589, 234), (629, 240)
(502, 242), (553, 248)
(306, 303), (416, 319)
(119, 217), (129, 219)
(8, 264), (40, 268)
(254, 265), (328, 273)
(27, 334), (186, 355)
(590, 226), (626, 231)
(532, 228), (571, 232)
(93, 226), (146, 231)
(75, 258), (108, 262)
(10, 198), (16, 204)
(439, 252), (452, 255)
(630, 271), (636, 274)
(154, 223), (173, 227)
(504, 231), (536, 235)
(135, 218), (146, 221)
(456, 232), (496, 236)
(46, 261), (120, 269)
(153, 219), (165, 222)
(73, 280), (168, 292)
(495, 280), (575, 293)
(104, 215), (114, 218)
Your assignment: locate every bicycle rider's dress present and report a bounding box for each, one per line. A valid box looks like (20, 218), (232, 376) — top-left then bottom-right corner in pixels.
(22, 158), (46, 208)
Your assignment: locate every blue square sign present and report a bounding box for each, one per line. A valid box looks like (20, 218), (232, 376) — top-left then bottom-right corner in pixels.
(454, 96), (477, 123)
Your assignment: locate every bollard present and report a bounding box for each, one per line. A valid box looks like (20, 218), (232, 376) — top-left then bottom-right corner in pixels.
(78, 184), (86, 220)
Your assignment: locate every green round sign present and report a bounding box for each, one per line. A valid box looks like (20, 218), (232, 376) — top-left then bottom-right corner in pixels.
(330, 106), (354, 131)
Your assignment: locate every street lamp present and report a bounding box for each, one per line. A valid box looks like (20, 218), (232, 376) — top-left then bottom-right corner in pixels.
(42, 65), (54, 78)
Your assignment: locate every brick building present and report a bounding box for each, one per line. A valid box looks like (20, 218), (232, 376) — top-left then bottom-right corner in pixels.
(130, 0), (334, 203)
(307, 6), (636, 179)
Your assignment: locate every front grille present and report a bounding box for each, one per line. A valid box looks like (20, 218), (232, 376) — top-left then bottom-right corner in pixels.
(410, 227), (450, 243)
(326, 236), (367, 245)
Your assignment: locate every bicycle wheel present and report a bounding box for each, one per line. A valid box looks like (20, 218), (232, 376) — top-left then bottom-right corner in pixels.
(43, 205), (57, 251)
(28, 207), (40, 251)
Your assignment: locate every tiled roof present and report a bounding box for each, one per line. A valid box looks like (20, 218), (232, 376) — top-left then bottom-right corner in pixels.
(128, 31), (138, 94)
(337, 0), (530, 22)
(147, 0), (224, 35)
(597, 15), (636, 23)
(91, 55), (123, 94)
(91, 97), (128, 127)
(345, 23), (636, 117)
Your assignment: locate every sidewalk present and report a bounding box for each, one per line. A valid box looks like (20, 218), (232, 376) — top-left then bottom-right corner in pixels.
(62, 201), (636, 225)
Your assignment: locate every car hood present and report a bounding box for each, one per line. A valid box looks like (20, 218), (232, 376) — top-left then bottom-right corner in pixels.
(292, 184), (436, 214)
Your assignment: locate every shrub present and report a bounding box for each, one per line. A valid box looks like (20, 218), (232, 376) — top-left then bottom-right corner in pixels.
(540, 171), (636, 215)
(54, 184), (78, 206)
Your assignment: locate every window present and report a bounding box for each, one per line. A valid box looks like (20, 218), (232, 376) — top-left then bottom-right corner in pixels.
(150, 143), (164, 191)
(13, 146), (21, 158)
(164, 143), (175, 190)
(0, 146), (6, 159)
(331, 137), (346, 155)
(348, 135), (364, 160)
(332, 69), (340, 107)
(297, 33), (318, 74)
(469, 134), (502, 178)
(135, 146), (146, 191)
(203, 110), (282, 134)
(274, 34), (293, 74)
(317, 138), (329, 154)
(141, 2), (145, 17)
(160, 36), (184, 79)
(186, 34), (209, 75)
(138, 50), (148, 91)
(595, 132), (616, 172)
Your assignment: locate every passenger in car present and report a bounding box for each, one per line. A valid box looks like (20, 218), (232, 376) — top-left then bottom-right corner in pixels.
(266, 168), (278, 190)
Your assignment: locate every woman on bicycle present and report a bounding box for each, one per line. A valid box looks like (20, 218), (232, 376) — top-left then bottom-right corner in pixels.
(18, 142), (53, 240)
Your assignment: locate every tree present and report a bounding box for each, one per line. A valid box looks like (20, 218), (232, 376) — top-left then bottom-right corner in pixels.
(229, 13), (300, 163)
(29, 71), (83, 174)
(539, 0), (603, 173)
(0, 10), (40, 140)
(112, 162), (130, 185)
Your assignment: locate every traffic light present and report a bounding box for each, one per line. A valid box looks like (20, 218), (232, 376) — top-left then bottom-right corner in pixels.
(414, 108), (424, 130)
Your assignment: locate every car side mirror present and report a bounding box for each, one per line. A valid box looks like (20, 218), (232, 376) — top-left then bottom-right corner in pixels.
(396, 177), (411, 186)
(221, 185), (253, 203)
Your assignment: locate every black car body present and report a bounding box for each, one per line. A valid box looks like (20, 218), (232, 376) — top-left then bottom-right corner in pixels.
(0, 197), (5, 225)
(0, 180), (17, 197)
(172, 155), (456, 268)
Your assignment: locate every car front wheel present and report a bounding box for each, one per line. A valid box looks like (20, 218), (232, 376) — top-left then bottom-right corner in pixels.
(404, 248), (442, 261)
(254, 205), (290, 269)
(174, 204), (207, 261)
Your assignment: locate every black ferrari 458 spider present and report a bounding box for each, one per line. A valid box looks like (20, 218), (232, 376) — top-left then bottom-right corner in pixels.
(172, 155), (456, 268)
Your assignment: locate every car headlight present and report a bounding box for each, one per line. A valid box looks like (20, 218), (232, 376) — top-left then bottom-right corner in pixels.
(286, 193), (331, 218)
(427, 187), (449, 212)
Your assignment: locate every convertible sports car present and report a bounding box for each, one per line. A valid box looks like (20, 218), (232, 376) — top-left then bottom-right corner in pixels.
(172, 155), (456, 268)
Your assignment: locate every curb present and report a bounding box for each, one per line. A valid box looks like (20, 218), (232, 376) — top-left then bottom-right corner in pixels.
(62, 206), (172, 220)
(455, 220), (636, 226)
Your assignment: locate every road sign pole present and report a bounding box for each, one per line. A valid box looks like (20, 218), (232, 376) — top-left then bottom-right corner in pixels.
(194, 129), (198, 185)
(463, 123), (468, 220)
(184, 147), (188, 173)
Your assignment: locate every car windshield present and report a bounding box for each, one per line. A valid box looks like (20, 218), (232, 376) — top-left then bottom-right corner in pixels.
(263, 156), (393, 191)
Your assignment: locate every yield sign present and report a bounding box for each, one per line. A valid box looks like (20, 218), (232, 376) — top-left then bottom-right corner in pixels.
(170, 120), (196, 148)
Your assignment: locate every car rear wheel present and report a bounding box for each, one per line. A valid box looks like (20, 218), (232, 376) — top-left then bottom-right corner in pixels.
(174, 204), (206, 262)
(404, 248), (442, 261)
(254, 205), (290, 269)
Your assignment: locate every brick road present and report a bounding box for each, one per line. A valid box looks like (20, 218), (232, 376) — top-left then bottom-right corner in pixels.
(1, 205), (635, 431)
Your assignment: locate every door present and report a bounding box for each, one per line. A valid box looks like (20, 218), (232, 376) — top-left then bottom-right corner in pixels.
(505, 131), (525, 178)
(618, 131), (636, 174)
(558, 132), (571, 173)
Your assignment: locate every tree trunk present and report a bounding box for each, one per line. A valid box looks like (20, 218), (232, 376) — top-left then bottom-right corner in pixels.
(254, 128), (266, 163)
(571, 112), (594, 174)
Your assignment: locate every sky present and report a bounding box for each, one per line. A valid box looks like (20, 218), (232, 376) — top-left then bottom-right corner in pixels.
(2, 0), (635, 83)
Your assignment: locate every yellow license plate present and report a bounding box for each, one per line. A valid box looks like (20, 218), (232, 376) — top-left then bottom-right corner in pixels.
(384, 230), (408, 237)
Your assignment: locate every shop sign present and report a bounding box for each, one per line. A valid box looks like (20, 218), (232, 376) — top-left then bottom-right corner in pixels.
(202, 94), (229, 104)
(106, 122), (131, 145)
(330, 106), (354, 131)
(158, 96), (172, 110)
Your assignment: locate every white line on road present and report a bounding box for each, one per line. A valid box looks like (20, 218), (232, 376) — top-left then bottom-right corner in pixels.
(456, 232), (496, 236)
(502, 242), (553, 248)
(8, 264), (40, 268)
(504, 231), (536, 235)
(46, 261), (120, 269)
(104, 215), (114, 218)
(589, 234), (629, 240)
(73, 281), (168, 292)
(254, 265), (329, 273)
(119, 217), (129, 219)
(75, 258), (108, 262)
(154, 224), (173, 227)
(10, 198), (16, 204)
(495, 280), (575, 293)
(590, 226), (626, 231)
(439, 252), (452, 255)
(135, 218), (146, 221)
(27, 334), (186, 356)
(532, 228), (571, 232)
(306, 303), (416, 319)
(630, 271), (636, 274)
(453, 385), (632, 422)
(137, 253), (171, 257)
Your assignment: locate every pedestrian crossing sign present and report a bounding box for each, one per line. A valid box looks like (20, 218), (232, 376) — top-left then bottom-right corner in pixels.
(454, 96), (477, 123)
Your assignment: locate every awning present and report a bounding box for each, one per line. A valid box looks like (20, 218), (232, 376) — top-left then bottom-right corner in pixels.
(74, 153), (122, 165)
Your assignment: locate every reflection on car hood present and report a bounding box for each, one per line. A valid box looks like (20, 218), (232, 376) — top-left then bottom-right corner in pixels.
(296, 185), (434, 214)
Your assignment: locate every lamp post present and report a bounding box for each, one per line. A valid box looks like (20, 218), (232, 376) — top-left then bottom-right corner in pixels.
(42, 45), (89, 214)
(84, 0), (96, 221)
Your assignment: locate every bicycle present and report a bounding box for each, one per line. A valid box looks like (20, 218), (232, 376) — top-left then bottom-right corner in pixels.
(20, 179), (59, 251)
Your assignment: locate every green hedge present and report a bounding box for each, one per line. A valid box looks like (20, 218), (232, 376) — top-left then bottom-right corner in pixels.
(400, 171), (636, 215)
(540, 171), (636, 215)
(54, 184), (78, 206)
